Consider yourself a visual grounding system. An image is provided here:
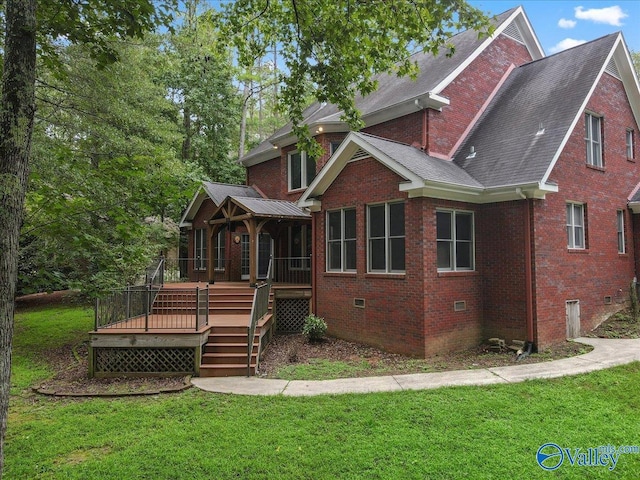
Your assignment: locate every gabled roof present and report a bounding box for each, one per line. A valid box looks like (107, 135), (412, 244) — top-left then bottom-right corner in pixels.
(208, 196), (310, 225)
(179, 182), (263, 227)
(242, 6), (544, 167)
(453, 32), (639, 190)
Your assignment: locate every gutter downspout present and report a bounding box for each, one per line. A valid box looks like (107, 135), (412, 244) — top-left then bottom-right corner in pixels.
(517, 188), (536, 350)
(422, 107), (428, 151)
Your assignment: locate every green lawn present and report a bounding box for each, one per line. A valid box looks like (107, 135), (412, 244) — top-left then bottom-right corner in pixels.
(6, 306), (640, 479)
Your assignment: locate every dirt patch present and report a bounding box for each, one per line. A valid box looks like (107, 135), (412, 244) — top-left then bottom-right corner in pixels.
(589, 309), (640, 339)
(258, 334), (592, 379)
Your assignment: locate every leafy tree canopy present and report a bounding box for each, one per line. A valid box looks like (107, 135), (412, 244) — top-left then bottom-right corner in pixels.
(219, 0), (493, 156)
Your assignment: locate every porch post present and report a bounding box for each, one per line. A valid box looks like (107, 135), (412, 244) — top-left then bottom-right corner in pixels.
(248, 218), (257, 286)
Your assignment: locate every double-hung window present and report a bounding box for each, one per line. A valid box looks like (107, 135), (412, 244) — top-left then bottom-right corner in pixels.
(288, 151), (316, 191)
(437, 210), (474, 271)
(617, 210), (626, 254)
(585, 113), (603, 167)
(194, 228), (207, 270)
(627, 129), (635, 160)
(327, 208), (356, 272)
(566, 203), (585, 249)
(367, 202), (405, 273)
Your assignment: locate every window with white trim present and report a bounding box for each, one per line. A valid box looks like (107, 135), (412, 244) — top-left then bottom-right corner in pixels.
(437, 210), (475, 271)
(288, 150), (316, 191)
(617, 210), (625, 254)
(585, 113), (602, 167)
(214, 226), (226, 270)
(566, 203), (585, 249)
(627, 129), (635, 160)
(194, 228), (207, 270)
(367, 202), (405, 273)
(327, 208), (356, 272)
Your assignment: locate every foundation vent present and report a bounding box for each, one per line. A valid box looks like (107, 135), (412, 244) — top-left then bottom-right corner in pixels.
(354, 298), (366, 308)
(454, 300), (467, 312)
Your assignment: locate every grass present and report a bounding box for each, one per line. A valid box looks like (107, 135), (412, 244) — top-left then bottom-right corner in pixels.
(275, 358), (437, 380)
(6, 305), (640, 479)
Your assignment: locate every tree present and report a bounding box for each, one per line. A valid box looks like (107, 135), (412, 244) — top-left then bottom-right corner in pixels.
(0, 1), (175, 475)
(164, 0), (244, 182)
(220, 0), (492, 156)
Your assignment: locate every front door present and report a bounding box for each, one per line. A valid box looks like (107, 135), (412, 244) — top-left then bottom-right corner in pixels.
(241, 233), (273, 280)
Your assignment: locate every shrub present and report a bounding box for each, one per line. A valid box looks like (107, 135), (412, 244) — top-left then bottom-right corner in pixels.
(302, 314), (327, 342)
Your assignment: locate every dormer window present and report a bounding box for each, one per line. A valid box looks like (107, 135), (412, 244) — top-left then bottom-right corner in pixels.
(585, 113), (603, 168)
(288, 151), (316, 191)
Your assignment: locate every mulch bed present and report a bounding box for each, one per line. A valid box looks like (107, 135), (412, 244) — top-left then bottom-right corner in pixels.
(258, 334), (591, 378)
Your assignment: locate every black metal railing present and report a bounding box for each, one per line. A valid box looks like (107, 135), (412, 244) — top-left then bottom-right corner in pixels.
(248, 258), (273, 376)
(272, 256), (311, 285)
(95, 285), (209, 331)
(145, 257), (165, 287)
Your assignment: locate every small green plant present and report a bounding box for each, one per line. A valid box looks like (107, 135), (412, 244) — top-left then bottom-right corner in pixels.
(302, 314), (327, 342)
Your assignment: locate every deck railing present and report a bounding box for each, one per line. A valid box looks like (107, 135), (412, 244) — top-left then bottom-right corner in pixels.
(272, 256), (312, 285)
(248, 258), (273, 376)
(95, 285), (209, 331)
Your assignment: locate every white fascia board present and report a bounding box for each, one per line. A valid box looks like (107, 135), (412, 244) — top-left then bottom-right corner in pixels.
(241, 145), (280, 167)
(615, 36), (640, 130)
(179, 187), (206, 227)
(515, 8), (545, 60)
(401, 181), (557, 203)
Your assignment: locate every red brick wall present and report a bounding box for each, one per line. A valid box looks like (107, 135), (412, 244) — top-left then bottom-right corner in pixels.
(532, 72), (640, 348)
(246, 157), (284, 200)
(428, 34), (533, 157)
(363, 111), (423, 145)
(314, 158), (426, 356)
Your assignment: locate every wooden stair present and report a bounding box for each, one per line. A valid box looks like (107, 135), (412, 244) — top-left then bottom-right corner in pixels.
(200, 324), (261, 377)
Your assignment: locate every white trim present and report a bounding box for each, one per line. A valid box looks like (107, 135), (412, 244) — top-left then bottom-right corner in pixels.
(179, 187), (207, 228)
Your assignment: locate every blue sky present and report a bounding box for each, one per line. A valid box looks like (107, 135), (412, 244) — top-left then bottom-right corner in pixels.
(469, 1), (640, 54)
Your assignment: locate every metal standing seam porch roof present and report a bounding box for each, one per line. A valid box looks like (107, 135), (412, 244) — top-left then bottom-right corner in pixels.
(208, 196), (311, 225)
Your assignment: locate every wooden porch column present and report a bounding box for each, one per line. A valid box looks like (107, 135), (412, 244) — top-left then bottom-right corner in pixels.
(247, 218), (257, 286)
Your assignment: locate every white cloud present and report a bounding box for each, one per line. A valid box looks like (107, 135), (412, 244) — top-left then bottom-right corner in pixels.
(558, 18), (577, 29)
(549, 38), (587, 54)
(574, 5), (628, 26)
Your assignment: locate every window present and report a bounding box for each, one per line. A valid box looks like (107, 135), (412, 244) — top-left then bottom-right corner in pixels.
(585, 113), (602, 167)
(367, 202), (405, 273)
(214, 227), (226, 270)
(194, 228), (207, 270)
(288, 151), (316, 191)
(330, 141), (342, 155)
(566, 203), (585, 249)
(327, 208), (356, 272)
(617, 210), (626, 254)
(437, 210), (475, 271)
(289, 224), (311, 270)
(627, 129), (635, 160)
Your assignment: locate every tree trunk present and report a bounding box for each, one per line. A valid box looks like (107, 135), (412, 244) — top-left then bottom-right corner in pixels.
(0, 0), (37, 476)
(238, 81), (250, 160)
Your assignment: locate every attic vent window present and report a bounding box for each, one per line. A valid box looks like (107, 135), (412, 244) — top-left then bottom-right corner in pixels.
(605, 58), (621, 79)
(349, 149), (369, 162)
(502, 22), (525, 44)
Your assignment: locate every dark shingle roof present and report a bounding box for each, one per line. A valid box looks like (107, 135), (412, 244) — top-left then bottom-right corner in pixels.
(203, 182), (262, 206)
(358, 133), (483, 188)
(453, 34), (618, 188)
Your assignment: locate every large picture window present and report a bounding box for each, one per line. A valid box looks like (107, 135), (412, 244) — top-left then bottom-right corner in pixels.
(194, 228), (207, 270)
(288, 151), (316, 191)
(327, 208), (356, 272)
(566, 203), (585, 249)
(585, 113), (602, 167)
(367, 202), (405, 273)
(437, 210), (474, 271)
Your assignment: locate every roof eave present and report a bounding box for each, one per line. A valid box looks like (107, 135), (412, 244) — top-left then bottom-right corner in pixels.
(400, 180), (557, 203)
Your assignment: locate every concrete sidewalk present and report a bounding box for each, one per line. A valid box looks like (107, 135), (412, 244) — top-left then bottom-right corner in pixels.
(191, 337), (640, 397)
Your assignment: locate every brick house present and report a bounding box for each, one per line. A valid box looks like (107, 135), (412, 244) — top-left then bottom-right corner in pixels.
(181, 6), (640, 357)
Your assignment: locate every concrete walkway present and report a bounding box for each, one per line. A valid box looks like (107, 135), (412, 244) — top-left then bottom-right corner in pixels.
(191, 337), (640, 397)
